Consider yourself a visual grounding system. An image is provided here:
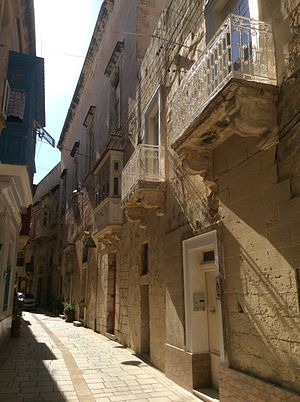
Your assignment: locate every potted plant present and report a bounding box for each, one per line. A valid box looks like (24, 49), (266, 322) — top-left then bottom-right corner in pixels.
(11, 293), (23, 337)
(64, 302), (75, 322)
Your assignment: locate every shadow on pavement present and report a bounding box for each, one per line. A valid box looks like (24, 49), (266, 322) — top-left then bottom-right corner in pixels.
(0, 316), (66, 402)
(121, 360), (143, 367)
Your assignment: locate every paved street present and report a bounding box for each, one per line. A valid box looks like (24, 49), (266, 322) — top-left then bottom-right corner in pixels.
(0, 312), (200, 402)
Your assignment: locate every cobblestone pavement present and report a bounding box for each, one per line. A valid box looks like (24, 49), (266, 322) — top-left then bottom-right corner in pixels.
(0, 312), (200, 402)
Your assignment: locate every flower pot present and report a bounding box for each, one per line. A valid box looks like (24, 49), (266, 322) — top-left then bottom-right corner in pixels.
(65, 312), (74, 323)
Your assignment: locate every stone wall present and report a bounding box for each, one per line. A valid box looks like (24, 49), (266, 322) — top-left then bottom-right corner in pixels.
(122, 0), (300, 396)
(119, 214), (166, 371)
(52, 0), (300, 397)
(216, 135), (300, 393)
(219, 367), (300, 402)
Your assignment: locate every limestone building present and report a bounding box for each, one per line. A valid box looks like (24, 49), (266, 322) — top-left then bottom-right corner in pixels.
(0, 0), (44, 344)
(119, 0), (300, 400)
(53, 0), (300, 400)
(26, 164), (60, 308)
(57, 0), (168, 328)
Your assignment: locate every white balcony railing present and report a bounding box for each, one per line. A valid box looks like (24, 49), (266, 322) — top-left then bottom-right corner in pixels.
(172, 14), (277, 144)
(121, 144), (164, 202)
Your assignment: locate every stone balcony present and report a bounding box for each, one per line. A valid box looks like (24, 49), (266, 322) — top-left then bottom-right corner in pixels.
(93, 197), (123, 238)
(32, 221), (50, 241)
(121, 144), (165, 221)
(171, 14), (278, 179)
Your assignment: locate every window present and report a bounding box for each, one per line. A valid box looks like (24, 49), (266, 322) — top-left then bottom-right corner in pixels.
(72, 156), (79, 191)
(96, 161), (110, 205)
(7, 88), (25, 123)
(141, 243), (149, 275)
(203, 250), (215, 262)
(82, 247), (88, 264)
(105, 41), (124, 135)
(205, 0), (250, 43)
(16, 251), (25, 267)
(83, 106), (95, 174)
(145, 92), (160, 146)
(60, 169), (67, 214)
(70, 141), (80, 157)
(15, 18), (23, 52)
(43, 211), (48, 226)
(2, 80), (10, 119)
(95, 154), (123, 205)
(113, 177), (119, 196)
(49, 250), (53, 268)
(110, 72), (121, 133)
(143, 89), (162, 177)
(113, 160), (121, 196)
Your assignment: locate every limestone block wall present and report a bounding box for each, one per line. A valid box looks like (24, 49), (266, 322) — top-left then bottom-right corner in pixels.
(215, 134), (300, 393)
(118, 213), (166, 372)
(219, 367), (300, 402)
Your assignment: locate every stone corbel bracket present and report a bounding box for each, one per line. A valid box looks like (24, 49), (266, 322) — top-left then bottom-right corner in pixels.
(97, 231), (121, 250)
(122, 185), (166, 226)
(173, 80), (279, 181)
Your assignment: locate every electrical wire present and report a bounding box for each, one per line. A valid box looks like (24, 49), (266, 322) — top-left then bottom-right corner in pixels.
(51, 0), (204, 183)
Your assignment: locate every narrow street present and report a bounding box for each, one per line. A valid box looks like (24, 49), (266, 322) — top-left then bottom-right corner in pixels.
(0, 312), (199, 402)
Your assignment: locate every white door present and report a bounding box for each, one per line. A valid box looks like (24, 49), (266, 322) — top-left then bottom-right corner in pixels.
(205, 270), (220, 389)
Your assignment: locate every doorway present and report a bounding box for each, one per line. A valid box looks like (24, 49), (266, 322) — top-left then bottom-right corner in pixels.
(36, 277), (42, 307)
(183, 230), (224, 391)
(140, 284), (150, 358)
(106, 253), (117, 335)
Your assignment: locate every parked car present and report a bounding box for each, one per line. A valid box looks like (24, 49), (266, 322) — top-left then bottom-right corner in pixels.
(17, 292), (37, 311)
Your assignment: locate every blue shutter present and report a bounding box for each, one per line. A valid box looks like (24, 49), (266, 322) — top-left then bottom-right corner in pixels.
(0, 51), (45, 184)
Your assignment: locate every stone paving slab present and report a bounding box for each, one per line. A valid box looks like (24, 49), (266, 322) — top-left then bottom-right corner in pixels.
(0, 312), (201, 402)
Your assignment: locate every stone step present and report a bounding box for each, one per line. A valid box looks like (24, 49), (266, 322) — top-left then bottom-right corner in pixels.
(193, 388), (219, 402)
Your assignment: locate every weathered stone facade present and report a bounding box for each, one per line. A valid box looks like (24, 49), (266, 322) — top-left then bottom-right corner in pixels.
(118, 0), (300, 398)
(40, 0), (300, 400)
(28, 164), (61, 308)
(56, 0), (168, 343)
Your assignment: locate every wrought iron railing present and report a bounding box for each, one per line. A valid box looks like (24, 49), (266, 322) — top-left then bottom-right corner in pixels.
(172, 14), (277, 144)
(121, 144), (165, 201)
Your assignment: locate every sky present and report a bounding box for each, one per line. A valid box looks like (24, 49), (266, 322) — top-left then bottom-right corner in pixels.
(33, 0), (103, 184)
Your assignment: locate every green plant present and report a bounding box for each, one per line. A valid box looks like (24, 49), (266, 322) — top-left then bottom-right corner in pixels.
(63, 302), (75, 315)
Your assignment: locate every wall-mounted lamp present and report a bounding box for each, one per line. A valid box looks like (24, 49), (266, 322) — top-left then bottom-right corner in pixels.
(83, 230), (96, 248)
(83, 236), (96, 248)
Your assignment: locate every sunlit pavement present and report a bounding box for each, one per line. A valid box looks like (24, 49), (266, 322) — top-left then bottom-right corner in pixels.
(0, 312), (200, 402)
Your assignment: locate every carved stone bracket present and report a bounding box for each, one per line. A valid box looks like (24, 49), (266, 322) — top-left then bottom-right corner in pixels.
(174, 80), (279, 181)
(227, 84), (278, 150)
(124, 206), (148, 228)
(122, 185), (166, 222)
(97, 231), (121, 250)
